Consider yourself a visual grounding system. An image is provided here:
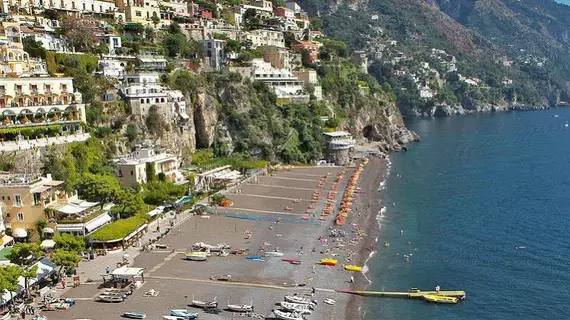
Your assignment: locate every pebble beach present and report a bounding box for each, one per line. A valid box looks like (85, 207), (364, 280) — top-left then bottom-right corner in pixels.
(55, 157), (388, 320)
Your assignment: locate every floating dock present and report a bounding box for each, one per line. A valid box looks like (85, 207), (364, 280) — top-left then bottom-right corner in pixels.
(336, 289), (466, 300)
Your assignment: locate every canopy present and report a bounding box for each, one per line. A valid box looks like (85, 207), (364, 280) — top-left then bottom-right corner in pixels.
(147, 206), (164, 218)
(111, 266), (145, 279)
(53, 200), (99, 215)
(42, 227), (54, 234)
(12, 228), (27, 238)
(1, 235), (13, 246)
(40, 240), (56, 249)
(56, 225), (84, 233)
(84, 213), (112, 234)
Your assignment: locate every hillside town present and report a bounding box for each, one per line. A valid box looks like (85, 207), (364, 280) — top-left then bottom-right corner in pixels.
(0, 0), (396, 318)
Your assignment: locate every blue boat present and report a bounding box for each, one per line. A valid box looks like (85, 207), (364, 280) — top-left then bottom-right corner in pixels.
(246, 256), (265, 261)
(170, 309), (198, 319)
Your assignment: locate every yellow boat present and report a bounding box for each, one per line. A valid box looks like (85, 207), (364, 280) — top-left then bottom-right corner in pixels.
(319, 258), (337, 266)
(423, 294), (459, 304)
(344, 265), (362, 272)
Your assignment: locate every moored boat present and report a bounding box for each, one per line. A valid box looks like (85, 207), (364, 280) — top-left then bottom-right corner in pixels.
(170, 309), (198, 319)
(344, 265), (362, 272)
(191, 296), (218, 308)
(319, 258), (337, 266)
(184, 252), (208, 261)
(279, 302), (312, 314)
(284, 295), (311, 304)
(273, 309), (304, 320)
(265, 251), (284, 257)
(423, 294), (459, 304)
(122, 312), (146, 319)
(227, 302), (254, 312)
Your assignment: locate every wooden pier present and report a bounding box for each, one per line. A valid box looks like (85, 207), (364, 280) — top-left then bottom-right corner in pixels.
(336, 289), (466, 300)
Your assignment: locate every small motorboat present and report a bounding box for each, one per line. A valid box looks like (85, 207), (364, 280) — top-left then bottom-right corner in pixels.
(319, 258), (337, 266)
(282, 259), (301, 265)
(191, 297), (218, 308)
(210, 274), (232, 281)
(284, 295), (311, 304)
(265, 251), (284, 257)
(170, 309), (198, 319)
(163, 316), (184, 320)
(344, 265), (362, 272)
(246, 256), (265, 261)
(122, 312), (146, 319)
(97, 293), (124, 303)
(279, 302), (312, 314)
(185, 252), (208, 261)
(273, 309), (303, 320)
(423, 294), (459, 304)
(227, 302), (254, 312)
(323, 298), (336, 305)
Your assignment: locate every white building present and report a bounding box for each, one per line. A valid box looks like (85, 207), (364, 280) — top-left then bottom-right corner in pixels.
(250, 59), (309, 104)
(51, 199), (112, 237)
(199, 39), (227, 71)
(240, 29), (285, 48)
(99, 57), (127, 78)
(115, 145), (184, 187)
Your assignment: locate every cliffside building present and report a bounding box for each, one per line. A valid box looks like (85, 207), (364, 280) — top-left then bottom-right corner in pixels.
(115, 145), (184, 187)
(323, 131), (355, 166)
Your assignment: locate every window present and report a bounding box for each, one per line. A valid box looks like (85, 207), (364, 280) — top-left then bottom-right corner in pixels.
(17, 213), (23, 221)
(118, 170), (123, 177)
(82, 3), (85, 10)
(130, 170), (134, 176)
(14, 194), (21, 207)
(136, 10), (142, 16)
(33, 192), (41, 206)
(7, 196), (10, 201)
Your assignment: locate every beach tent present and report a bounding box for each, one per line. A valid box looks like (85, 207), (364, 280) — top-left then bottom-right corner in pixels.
(110, 266), (145, 282)
(40, 240), (56, 250)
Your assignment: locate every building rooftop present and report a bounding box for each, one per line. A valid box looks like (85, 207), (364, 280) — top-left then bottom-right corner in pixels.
(0, 173), (63, 188)
(323, 131), (352, 138)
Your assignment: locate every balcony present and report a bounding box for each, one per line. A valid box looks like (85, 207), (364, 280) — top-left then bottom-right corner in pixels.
(56, 209), (106, 224)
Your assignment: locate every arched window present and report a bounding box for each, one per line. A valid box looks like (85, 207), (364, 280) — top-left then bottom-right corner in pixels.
(161, 98), (165, 103)
(155, 98), (159, 103)
(146, 98), (150, 103)
(140, 99), (144, 103)
(207, 42), (212, 49)
(207, 50), (212, 57)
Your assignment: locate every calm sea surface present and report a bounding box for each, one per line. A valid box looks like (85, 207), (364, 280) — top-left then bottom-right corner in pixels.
(366, 109), (570, 319)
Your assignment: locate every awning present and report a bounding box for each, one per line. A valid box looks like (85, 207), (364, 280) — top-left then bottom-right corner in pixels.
(1, 235), (13, 246)
(12, 228), (27, 238)
(42, 227), (54, 234)
(52, 200), (100, 215)
(124, 223), (147, 242)
(35, 258), (56, 281)
(111, 266), (145, 279)
(147, 206), (164, 218)
(56, 224), (84, 233)
(29, 185), (50, 193)
(40, 240), (56, 249)
(85, 213), (112, 234)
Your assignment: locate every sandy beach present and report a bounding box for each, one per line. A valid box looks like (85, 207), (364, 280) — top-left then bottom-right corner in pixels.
(54, 158), (387, 320)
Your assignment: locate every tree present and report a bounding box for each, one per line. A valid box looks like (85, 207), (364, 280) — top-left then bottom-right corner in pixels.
(145, 162), (156, 182)
(77, 173), (121, 208)
(62, 16), (98, 51)
(115, 189), (145, 218)
(125, 124), (139, 142)
(7, 243), (41, 298)
(22, 37), (46, 59)
(52, 249), (81, 276)
(21, 265), (38, 298)
(146, 105), (166, 137)
(53, 234), (85, 252)
(0, 266), (23, 305)
(35, 220), (47, 239)
(151, 14), (160, 27)
(310, 18), (324, 30)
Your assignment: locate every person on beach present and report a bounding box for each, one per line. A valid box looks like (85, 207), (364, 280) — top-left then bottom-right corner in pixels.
(436, 285), (440, 293)
(350, 276), (354, 283)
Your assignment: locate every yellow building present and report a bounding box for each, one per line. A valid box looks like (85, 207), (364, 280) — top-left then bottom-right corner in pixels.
(0, 173), (65, 234)
(115, 0), (160, 24)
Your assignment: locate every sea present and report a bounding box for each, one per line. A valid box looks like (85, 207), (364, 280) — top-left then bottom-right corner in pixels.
(365, 108), (570, 320)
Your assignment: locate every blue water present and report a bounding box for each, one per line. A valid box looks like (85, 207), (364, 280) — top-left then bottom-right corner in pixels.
(366, 109), (570, 319)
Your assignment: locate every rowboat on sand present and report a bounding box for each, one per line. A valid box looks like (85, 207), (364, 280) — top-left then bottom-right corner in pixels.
(319, 258), (337, 266)
(184, 251), (208, 261)
(122, 312), (146, 319)
(284, 295), (311, 304)
(191, 296), (218, 308)
(273, 310), (304, 320)
(227, 302), (254, 312)
(344, 265), (362, 272)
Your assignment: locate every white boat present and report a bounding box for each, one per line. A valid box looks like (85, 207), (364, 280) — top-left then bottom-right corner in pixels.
(284, 295), (311, 304)
(163, 316), (184, 320)
(122, 312), (146, 319)
(273, 309), (304, 320)
(323, 298), (336, 305)
(227, 302), (254, 312)
(97, 294), (124, 302)
(185, 251), (208, 261)
(279, 302), (312, 314)
(191, 296), (218, 308)
(170, 309), (198, 319)
(265, 251), (284, 257)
